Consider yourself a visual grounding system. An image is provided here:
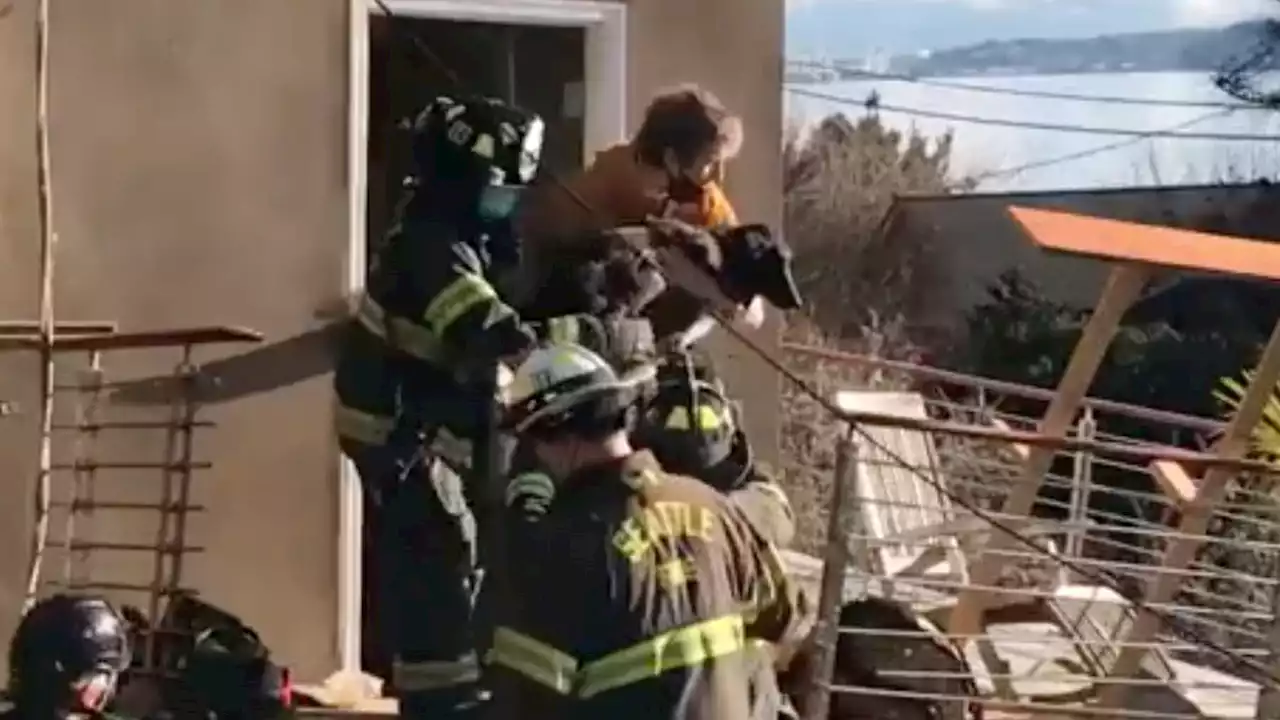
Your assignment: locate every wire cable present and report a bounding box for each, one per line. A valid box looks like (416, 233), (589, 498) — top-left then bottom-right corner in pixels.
(788, 86), (1280, 140)
(367, 0), (1280, 691)
(786, 60), (1260, 110)
(970, 108), (1235, 183)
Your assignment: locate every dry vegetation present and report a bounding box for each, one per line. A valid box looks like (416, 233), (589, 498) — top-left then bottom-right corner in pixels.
(777, 112), (968, 552)
(775, 113), (1078, 595)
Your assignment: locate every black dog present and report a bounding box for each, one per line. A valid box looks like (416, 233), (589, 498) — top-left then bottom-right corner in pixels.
(643, 221), (803, 341)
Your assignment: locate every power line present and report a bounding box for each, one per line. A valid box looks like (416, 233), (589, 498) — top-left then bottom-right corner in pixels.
(788, 86), (1280, 140)
(371, 0), (1280, 690)
(972, 108), (1236, 182)
(787, 60), (1258, 110)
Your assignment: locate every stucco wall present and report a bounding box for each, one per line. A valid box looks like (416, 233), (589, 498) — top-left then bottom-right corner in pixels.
(0, 0), (785, 678)
(0, 0), (349, 679)
(627, 0), (786, 462)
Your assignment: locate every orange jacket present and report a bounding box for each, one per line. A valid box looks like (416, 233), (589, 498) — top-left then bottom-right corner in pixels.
(513, 143), (738, 303)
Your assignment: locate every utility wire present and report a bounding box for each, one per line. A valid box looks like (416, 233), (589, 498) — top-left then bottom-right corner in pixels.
(368, 0), (1280, 691)
(971, 108), (1235, 183)
(788, 86), (1280, 140)
(786, 60), (1259, 110)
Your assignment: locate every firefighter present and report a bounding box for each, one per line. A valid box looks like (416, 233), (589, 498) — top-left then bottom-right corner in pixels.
(504, 240), (665, 522)
(512, 84), (744, 308)
(4, 594), (133, 720)
(633, 351), (796, 550)
(331, 94), (545, 718)
(487, 342), (811, 719)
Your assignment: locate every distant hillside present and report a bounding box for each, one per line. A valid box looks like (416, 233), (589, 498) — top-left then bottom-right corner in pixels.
(883, 21), (1274, 77)
(786, 0), (1197, 58)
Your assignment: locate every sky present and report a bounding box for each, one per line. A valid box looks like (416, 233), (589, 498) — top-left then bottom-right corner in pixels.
(786, 0), (1273, 26)
(785, 0), (1277, 57)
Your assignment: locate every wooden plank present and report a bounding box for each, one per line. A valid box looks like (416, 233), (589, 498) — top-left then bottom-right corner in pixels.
(0, 320), (116, 336)
(0, 325), (263, 352)
(1148, 460), (1198, 506)
(1008, 205), (1280, 281)
(1097, 318), (1280, 709)
(950, 263), (1150, 637)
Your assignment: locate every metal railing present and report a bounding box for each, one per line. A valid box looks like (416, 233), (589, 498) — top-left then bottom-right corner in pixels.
(780, 342), (1278, 720)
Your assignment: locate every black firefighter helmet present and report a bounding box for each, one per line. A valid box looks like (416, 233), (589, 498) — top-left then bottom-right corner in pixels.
(633, 351), (740, 478)
(8, 594), (131, 713)
(408, 94), (545, 224)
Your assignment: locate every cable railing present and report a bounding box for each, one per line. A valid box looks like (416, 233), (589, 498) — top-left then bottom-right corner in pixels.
(779, 341), (1280, 719)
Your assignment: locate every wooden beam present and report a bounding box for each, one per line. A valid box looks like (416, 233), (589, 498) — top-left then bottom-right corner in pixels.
(1148, 460), (1198, 507)
(0, 320), (116, 336)
(1009, 205), (1280, 281)
(0, 325), (262, 352)
(950, 262), (1150, 636)
(1097, 318), (1280, 709)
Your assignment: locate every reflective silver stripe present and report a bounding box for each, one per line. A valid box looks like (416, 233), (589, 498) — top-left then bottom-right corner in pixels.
(506, 472), (556, 509)
(753, 481), (792, 511)
(334, 403), (394, 445)
(392, 653), (480, 691)
(356, 295), (446, 363)
(428, 425), (473, 472)
(546, 316), (580, 343)
(486, 627), (578, 695)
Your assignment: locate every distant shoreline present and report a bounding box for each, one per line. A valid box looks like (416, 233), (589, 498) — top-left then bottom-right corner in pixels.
(786, 20), (1269, 86)
(785, 67), (1219, 85)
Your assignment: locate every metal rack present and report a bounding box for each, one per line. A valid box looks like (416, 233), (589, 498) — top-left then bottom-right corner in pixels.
(2, 323), (262, 671)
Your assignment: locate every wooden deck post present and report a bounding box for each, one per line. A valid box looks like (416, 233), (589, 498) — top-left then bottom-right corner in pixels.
(800, 428), (856, 720)
(949, 262), (1149, 636)
(1097, 319), (1280, 709)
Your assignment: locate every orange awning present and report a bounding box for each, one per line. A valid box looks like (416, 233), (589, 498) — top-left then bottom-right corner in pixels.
(1008, 205), (1280, 282)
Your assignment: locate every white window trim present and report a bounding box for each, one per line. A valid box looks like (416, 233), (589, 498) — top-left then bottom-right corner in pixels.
(340, 0), (628, 673)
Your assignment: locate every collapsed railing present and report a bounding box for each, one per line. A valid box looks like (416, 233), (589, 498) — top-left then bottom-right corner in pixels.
(776, 207), (1280, 720)
(0, 321), (262, 673)
(781, 342), (1279, 719)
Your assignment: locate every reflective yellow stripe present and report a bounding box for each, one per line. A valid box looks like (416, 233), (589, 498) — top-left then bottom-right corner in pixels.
(577, 614), (746, 698)
(392, 654), (480, 690)
(486, 627), (578, 695)
(423, 273), (497, 336)
(335, 403), (394, 445)
(356, 295), (445, 363)
(664, 404), (726, 431)
(506, 472), (556, 508)
(546, 315), (580, 343)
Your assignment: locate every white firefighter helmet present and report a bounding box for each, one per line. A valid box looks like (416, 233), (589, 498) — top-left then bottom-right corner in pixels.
(503, 342), (656, 435)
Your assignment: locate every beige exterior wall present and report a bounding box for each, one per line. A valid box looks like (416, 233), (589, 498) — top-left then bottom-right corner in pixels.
(0, 0), (784, 678)
(627, 0), (786, 460)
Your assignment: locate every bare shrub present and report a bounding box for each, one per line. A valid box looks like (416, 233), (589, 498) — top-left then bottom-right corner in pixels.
(783, 113), (971, 340)
(779, 316), (920, 555)
(779, 112), (969, 552)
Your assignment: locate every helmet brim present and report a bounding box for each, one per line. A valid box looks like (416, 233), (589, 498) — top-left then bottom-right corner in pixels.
(504, 363), (658, 435)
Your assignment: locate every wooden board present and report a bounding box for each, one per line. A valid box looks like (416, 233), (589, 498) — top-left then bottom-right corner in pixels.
(1008, 205), (1280, 282)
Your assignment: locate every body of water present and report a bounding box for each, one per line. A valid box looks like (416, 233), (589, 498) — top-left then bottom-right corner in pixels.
(786, 72), (1280, 192)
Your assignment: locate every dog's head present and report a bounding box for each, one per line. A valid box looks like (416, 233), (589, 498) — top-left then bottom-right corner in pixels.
(715, 224), (802, 311)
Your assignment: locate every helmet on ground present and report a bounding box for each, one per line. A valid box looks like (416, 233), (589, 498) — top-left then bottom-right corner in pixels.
(503, 342), (656, 437)
(8, 594), (131, 711)
(633, 352), (739, 475)
(409, 94), (545, 222)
